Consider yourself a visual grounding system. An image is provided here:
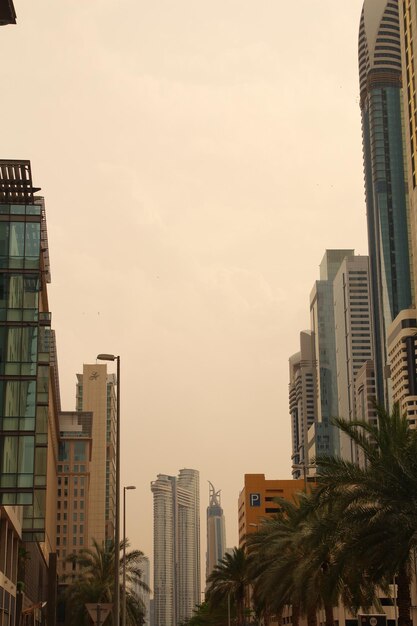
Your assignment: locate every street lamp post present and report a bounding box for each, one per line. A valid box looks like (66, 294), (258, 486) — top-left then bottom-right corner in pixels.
(123, 486), (136, 626)
(97, 354), (120, 626)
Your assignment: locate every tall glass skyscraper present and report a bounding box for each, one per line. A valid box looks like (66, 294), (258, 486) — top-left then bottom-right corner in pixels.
(0, 161), (52, 536)
(359, 0), (412, 406)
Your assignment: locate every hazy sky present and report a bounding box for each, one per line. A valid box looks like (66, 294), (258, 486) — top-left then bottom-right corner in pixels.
(2, 0), (367, 580)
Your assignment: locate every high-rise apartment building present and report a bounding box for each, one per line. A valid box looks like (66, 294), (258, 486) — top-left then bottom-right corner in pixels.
(399, 1), (417, 301)
(56, 411), (93, 579)
(0, 160), (59, 626)
(290, 251), (374, 468)
(289, 331), (316, 477)
(311, 250), (354, 430)
(206, 482), (226, 583)
(333, 255), (373, 460)
(387, 308), (417, 425)
(151, 469), (200, 626)
(310, 250), (355, 456)
(75, 363), (116, 548)
(359, 0), (413, 406)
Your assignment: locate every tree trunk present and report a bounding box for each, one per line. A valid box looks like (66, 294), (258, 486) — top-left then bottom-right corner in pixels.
(324, 603), (334, 626)
(307, 607), (318, 626)
(292, 603), (300, 626)
(237, 597), (245, 626)
(397, 563), (412, 626)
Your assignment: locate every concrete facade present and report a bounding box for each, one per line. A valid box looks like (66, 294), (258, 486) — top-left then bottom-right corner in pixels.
(76, 363), (116, 548)
(289, 331), (316, 477)
(238, 475), (305, 547)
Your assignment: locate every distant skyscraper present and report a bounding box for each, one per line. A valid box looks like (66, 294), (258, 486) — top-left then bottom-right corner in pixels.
(333, 255), (373, 460)
(151, 469), (200, 626)
(359, 0), (412, 406)
(290, 251), (374, 468)
(206, 482), (226, 583)
(289, 330), (316, 476)
(76, 363), (117, 546)
(310, 250), (354, 456)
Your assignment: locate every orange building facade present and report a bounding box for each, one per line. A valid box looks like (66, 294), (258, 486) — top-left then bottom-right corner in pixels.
(238, 474), (305, 547)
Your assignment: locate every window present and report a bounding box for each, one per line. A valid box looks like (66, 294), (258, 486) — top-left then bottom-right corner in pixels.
(74, 441), (86, 462)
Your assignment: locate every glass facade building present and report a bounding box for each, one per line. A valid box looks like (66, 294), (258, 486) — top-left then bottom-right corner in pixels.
(0, 161), (52, 542)
(359, 0), (413, 405)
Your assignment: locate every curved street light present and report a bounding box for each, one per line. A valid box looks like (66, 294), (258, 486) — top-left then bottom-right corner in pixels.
(97, 353), (120, 626)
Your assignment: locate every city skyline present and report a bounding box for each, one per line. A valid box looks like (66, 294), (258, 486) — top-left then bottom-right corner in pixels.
(0, 0), (367, 571)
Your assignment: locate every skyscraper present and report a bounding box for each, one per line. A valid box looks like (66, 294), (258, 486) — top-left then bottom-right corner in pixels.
(399, 1), (417, 300)
(151, 469), (200, 626)
(76, 363), (117, 547)
(310, 250), (354, 456)
(289, 330), (316, 476)
(206, 482), (226, 583)
(359, 0), (412, 406)
(56, 410), (93, 578)
(0, 160), (59, 625)
(333, 255), (373, 460)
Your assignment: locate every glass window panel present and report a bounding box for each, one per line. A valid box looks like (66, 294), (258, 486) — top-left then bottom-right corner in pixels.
(20, 417), (35, 431)
(9, 223), (25, 257)
(0, 435), (18, 473)
(74, 441), (86, 461)
(26, 205), (41, 216)
(23, 276), (39, 309)
(25, 223), (40, 258)
(8, 275), (23, 308)
(0, 223), (9, 260)
(22, 381), (36, 418)
(58, 441), (70, 462)
(4, 381), (21, 417)
(18, 436), (34, 474)
(10, 205), (24, 215)
(7, 327), (22, 363)
(22, 309), (38, 322)
(7, 309), (22, 321)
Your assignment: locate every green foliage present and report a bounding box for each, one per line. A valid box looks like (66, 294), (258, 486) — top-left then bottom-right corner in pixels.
(63, 538), (148, 626)
(206, 548), (249, 626)
(241, 404), (417, 626)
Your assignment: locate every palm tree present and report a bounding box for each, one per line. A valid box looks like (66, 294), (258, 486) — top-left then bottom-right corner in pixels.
(206, 547), (250, 626)
(247, 493), (381, 626)
(64, 538), (149, 626)
(315, 403), (417, 626)
(247, 494), (313, 626)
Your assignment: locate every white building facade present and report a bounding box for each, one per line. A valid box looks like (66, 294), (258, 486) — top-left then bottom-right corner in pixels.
(151, 469), (200, 626)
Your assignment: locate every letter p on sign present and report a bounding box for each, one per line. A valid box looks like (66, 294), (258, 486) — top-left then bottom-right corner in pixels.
(250, 493), (261, 507)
